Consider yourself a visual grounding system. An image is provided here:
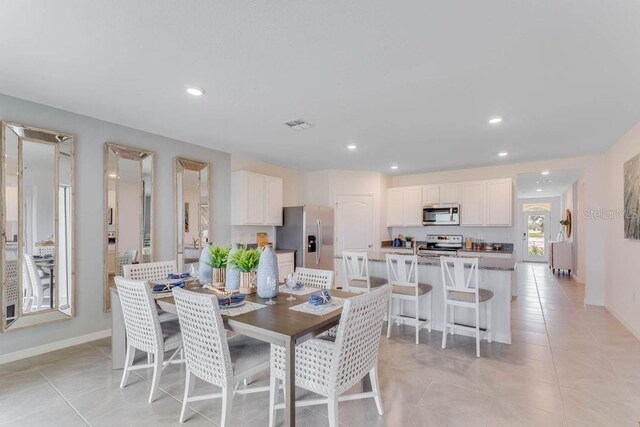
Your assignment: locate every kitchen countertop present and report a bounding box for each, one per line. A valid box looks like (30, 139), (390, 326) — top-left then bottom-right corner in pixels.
(335, 252), (517, 271)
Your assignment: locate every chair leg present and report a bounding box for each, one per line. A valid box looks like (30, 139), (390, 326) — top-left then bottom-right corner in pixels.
(427, 293), (432, 333)
(486, 300), (492, 343)
(415, 298), (420, 345)
(268, 374), (279, 427)
(450, 305), (455, 336)
(327, 397), (339, 427)
(179, 369), (196, 423)
(149, 350), (164, 403)
(120, 344), (136, 388)
(475, 305), (481, 358)
(386, 297), (393, 339)
(220, 386), (234, 427)
(369, 365), (384, 416)
(441, 303), (448, 350)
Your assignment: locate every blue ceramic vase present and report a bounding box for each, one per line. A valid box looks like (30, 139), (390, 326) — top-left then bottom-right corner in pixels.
(198, 245), (213, 285)
(257, 245), (279, 298)
(225, 244), (241, 290)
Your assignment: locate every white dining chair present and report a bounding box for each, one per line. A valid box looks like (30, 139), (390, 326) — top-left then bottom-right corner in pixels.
(172, 287), (270, 425)
(115, 277), (184, 403)
(269, 285), (391, 427)
(440, 256), (493, 358)
(342, 251), (387, 293)
(34, 246), (55, 257)
(123, 260), (177, 282)
(5, 260), (19, 319)
(293, 267), (334, 289)
(385, 254), (433, 344)
(117, 252), (135, 277)
(24, 254), (49, 312)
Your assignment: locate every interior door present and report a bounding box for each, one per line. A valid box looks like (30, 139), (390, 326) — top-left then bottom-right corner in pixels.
(335, 195), (374, 253)
(523, 212), (548, 262)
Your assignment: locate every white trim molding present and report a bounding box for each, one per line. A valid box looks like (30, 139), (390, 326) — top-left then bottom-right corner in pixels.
(0, 329), (111, 365)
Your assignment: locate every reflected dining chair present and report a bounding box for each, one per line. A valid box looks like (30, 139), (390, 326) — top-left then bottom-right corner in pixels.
(342, 251), (387, 293)
(385, 254), (433, 344)
(172, 287), (270, 425)
(293, 267), (334, 289)
(440, 256), (494, 358)
(115, 277), (184, 403)
(269, 285), (391, 427)
(24, 254), (49, 312)
(5, 260), (19, 319)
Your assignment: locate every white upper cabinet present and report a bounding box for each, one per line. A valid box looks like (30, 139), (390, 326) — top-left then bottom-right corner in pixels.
(231, 171), (283, 226)
(440, 183), (460, 204)
(386, 186), (423, 227)
(485, 178), (512, 226)
(422, 185), (440, 205)
(459, 181), (485, 226)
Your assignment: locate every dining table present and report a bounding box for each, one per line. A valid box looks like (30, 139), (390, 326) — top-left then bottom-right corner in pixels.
(111, 285), (356, 427)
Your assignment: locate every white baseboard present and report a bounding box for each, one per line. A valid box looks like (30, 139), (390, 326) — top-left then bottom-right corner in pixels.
(606, 304), (640, 342)
(0, 329), (112, 365)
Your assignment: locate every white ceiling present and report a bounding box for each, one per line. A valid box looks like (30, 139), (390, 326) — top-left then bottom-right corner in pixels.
(517, 169), (583, 199)
(1, 1), (640, 174)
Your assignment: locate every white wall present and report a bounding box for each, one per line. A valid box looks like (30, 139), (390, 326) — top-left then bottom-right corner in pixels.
(0, 93), (231, 357)
(604, 122), (640, 339)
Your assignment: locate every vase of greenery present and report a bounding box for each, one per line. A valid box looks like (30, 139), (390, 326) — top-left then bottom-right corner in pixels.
(228, 246), (261, 294)
(405, 236), (414, 248)
(207, 245), (230, 288)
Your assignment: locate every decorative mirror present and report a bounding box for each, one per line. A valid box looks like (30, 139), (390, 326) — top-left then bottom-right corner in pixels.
(174, 158), (209, 273)
(1, 121), (74, 332)
(104, 143), (154, 311)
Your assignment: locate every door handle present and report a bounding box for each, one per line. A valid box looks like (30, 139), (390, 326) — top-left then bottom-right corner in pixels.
(316, 220), (322, 265)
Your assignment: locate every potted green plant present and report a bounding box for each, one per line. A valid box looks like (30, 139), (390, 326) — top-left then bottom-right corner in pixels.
(404, 235), (414, 248)
(207, 245), (231, 288)
(227, 246), (261, 294)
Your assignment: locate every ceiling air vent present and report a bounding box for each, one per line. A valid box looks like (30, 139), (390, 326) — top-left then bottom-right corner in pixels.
(284, 119), (312, 130)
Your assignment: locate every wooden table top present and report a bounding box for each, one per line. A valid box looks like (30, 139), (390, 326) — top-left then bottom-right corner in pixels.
(158, 287), (356, 341)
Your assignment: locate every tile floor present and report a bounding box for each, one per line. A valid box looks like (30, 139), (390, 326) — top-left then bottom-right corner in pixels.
(1, 263), (640, 426)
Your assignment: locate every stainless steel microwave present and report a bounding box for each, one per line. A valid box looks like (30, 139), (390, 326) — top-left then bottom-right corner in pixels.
(422, 204), (460, 226)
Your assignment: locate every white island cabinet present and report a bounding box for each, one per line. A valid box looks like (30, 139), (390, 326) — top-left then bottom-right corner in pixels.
(336, 252), (517, 344)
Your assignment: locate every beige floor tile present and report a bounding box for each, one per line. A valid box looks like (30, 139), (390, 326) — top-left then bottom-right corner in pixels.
(485, 400), (567, 427)
(417, 382), (492, 426)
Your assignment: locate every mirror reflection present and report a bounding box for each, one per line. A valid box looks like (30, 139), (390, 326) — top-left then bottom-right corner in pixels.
(2, 122), (74, 331)
(104, 143), (154, 311)
(175, 158), (209, 273)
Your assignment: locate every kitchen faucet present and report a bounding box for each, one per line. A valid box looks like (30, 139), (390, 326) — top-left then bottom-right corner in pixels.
(413, 244), (427, 255)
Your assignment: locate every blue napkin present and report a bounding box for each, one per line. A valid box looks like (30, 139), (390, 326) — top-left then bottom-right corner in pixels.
(218, 293), (245, 306)
(308, 290), (332, 306)
(153, 281), (185, 292)
(291, 282), (304, 290)
(167, 273), (191, 279)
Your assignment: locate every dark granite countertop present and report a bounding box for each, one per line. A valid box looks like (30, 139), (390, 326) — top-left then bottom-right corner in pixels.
(335, 252), (516, 271)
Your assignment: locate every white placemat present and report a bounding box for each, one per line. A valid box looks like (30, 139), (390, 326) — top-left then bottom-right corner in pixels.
(289, 297), (344, 316)
(219, 300), (266, 317)
(278, 285), (318, 296)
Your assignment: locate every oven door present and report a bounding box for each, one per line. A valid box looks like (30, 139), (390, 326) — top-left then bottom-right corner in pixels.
(422, 204), (460, 225)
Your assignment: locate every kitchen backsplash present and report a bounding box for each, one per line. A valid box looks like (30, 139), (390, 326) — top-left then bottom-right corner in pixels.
(389, 226), (515, 244)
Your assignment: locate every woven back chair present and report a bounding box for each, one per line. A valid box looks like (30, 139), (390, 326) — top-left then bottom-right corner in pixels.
(269, 285), (391, 427)
(114, 276), (183, 402)
(5, 260), (19, 314)
(24, 254), (45, 312)
(440, 256), (494, 357)
(117, 253), (135, 277)
(34, 246), (55, 257)
(385, 254), (433, 344)
(123, 260), (176, 281)
(293, 267), (333, 289)
(172, 288), (270, 425)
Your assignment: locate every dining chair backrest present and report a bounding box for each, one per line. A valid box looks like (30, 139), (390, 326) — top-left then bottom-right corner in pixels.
(5, 259), (19, 308)
(24, 254), (42, 310)
(172, 287), (233, 387)
(114, 276), (163, 354)
(122, 249), (139, 263)
(332, 285), (391, 395)
(293, 268), (334, 289)
(440, 256), (479, 300)
(342, 252), (371, 285)
(35, 246), (55, 257)
(123, 260), (177, 282)
(386, 254), (419, 294)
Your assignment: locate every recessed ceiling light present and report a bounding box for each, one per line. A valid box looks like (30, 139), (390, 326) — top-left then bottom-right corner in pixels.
(498, 152), (508, 157)
(541, 170), (550, 175)
(186, 86), (205, 96)
(489, 117), (503, 124)
(390, 165), (399, 170)
(536, 188), (543, 192)
(347, 144), (357, 151)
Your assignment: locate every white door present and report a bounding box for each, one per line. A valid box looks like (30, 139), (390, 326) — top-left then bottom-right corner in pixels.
(336, 195), (375, 288)
(523, 212), (549, 262)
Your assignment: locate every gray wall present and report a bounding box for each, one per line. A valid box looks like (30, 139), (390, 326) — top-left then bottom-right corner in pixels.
(0, 94), (231, 355)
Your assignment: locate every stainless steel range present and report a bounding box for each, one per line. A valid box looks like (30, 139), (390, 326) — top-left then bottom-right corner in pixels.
(420, 234), (463, 256)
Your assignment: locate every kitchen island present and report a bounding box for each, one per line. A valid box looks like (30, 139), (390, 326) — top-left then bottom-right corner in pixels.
(335, 252), (517, 344)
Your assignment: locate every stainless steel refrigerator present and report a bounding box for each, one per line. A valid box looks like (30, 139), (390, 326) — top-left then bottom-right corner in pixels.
(276, 206), (334, 270)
